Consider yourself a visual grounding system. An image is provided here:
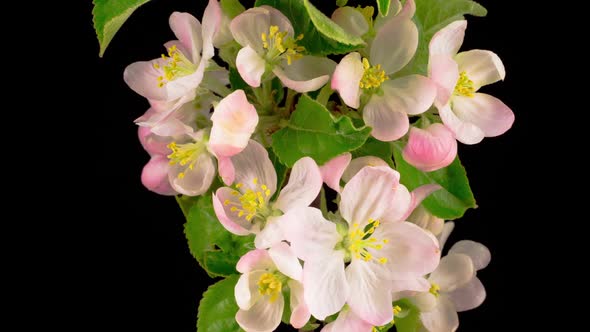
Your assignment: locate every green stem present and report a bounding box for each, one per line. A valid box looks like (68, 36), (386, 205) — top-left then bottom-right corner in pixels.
(284, 88), (297, 115)
(175, 195), (190, 219)
(319, 186), (328, 217)
(316, 84), (333, 106)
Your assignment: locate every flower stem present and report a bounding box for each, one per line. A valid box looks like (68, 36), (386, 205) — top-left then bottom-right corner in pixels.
(316, 84), (333, 106)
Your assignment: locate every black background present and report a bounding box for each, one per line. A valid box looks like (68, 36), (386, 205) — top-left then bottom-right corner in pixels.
(67, 0), (543, 331)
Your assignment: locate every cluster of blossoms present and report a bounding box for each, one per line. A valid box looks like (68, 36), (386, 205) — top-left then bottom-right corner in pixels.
(123, 0), (512, 331)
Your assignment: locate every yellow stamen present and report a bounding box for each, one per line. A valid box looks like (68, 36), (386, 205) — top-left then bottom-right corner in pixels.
(348, 219), (389, 264)
(429, 283), (441, 297)
(260, 25), (305, 65)
(359, 58), (388, 90)
(257, 272), (283, 303)
(156, 45), (197, 88)
(223, 178), (272, 222)
(454, 71), (475, 97)
(167, 141), (206, 178)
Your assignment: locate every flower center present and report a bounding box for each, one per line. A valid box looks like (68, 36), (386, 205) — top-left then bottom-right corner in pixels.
(154, 45), (197, 87)
(453, 71), (475, 97)
(224, 178), (272, 221)
(261, 25), (305, 65)
(371, 306), (402, 331)
(167, 141), (207, 179)
(257, 272), (283, 302)
(348, 219), (389, 264)
(429, 283), (441, 297)
(359, 58), (388, 90)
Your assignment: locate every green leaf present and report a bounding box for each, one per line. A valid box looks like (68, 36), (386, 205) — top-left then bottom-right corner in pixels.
(351, 137), (394, 168)
(220, 0), (246, 18)
(397, 0), (487, 76)
(392, 299), (421, 332)
(268, 148), (288, 199)
(229, 67), (249, 91)
(92, 0), (151, 57)
(272, 95), (371, 167)
(393, 142), (476, 219)
(336, 0), (348, 7)
(184, 195), (255, 277)
(255, 0), (365, 55)
(197, 275), (242, 332)
(377, 0), (391, 17)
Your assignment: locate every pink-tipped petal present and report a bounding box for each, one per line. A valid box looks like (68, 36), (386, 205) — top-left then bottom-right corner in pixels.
(201, 0), (223, 60)
(303, 252), (349, 320)
(268, 242), (302, 281)
(288, 280), (311, 329)
(449, 240), (491, 271)
(341, 156), (390, 183)
(138, 125), (172, 156)
(217, 156), (235, 185)
(273, 56), (336, 93)
(402, 184), (443, 221)
(321, 308), (373, 332)
(331, 52), (364, 108)
(141, 155), (177, 196)
(235, 270), (264, 310)
(236, 295), (284, 332)
(402, 124), (458, 172)
(210, 90), (259, 157)
(438, 104), (485, 145)
(452, 93), (515, 138)
(319, 153), (352, 192)
(169, 12), (203, 63)
(331, 7), (369, 37)
(429, 20), (467, 57)
(363, 96), (409, 142)
(231, 140), (277, 196)
(236, 46), (266, 88)
(236, 249), (273, 273)
(419, 296), (459, 332)
(124, 60), (169, 101)
(455, 50), (505, 89)
(428, 55), (459, 108)
(429, 253), (475, 292)
(169, 153), (216, 196)
(212, 188), (252, 236)
(279, 207), (341, 261)
(398, 0), (416, 19)
(346, 261), (394, 326)
(382, 75), (437, 115)
(370, 16), (418, 75)
(275, 157), (322, 213)
(341, 166), (403, 225)
(447, 277), (486, 312)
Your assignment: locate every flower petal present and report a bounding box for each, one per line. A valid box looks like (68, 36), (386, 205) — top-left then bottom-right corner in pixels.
(429, 253), (475, 292)
(446, 276), (486, 312)
(341, 156), (390, 183)
(452, 93), (515, 138)
(363, 95), (409, 142)
(405, 184), (443, 219)
(235, 270), (264, 310)
(402, 124), (457, 172)
(331, 7), (369, 37)
(391, 277), (431, 294)
(236, 46), (266, 88)
(288, 280), (311, 329)
(340, 166), (402, 225)
(321, 307), (373, 332)
(210, 90), (259, 157)
(230, 7), (270, 52)
(429, 20), (466, 58)
(428, 55), (459, 108)
(217, 156), (235, 185)
(438, 104), (485, 145)
(346, 260), (393, 326)
(169, 12), (203, 63)
(411, 292), (438, 312)
(236, 249), (274, 273)
(438, 221), (455, 249)
(382, 75), (437, 115)
(201, 0), (222, 60)
(268, 242), (302, 281)
(455, 50), (505, 89)
(303, 252), (349, 320)
(275, 157), (322, 213)
(449, 240), (491, 271)
(273, 56), (336, 93)
(169, 153), (216, 196)
(384, 183), (412, 223)
(319, 153), (352, 193)
(236, 294), (284, 332)
(419, 295), (459, 332)
(407, 205), (444, 235)
(141, 155), (177, 196)
(138, 125), (172, 156)
(370, 16), (418, 75)
(279, 207), (341, 261)
(124, 60), (169, 101)
(254, 215), (285, 249)
(231, 140), (277, 196)
(213, 188), (253, 236)
(331, 52), (364, 108)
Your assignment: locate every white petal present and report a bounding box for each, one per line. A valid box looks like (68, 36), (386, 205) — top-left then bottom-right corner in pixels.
(236, 249), (274, 274)
(449, 240), (491, 271)
(236, 294), (284, 332)
(331, 52), (364, 108)
(275, 157), (322, 213)
(231, 140), (277, 196)
(438, 103), (485, 145)
(321, 307), (373, 332)
(363, 95), (409, 142)
(451, 93), (515, 138)
(254, 215), (285, 249)
(455, 50), (505, 89)
(268, 242), (302, 281)
(340, 166), (402, 225)
(279, 207), (341, 262)
(303, 252), (349, 320)
(320, 153), (352, 192)
(382, 75), (437, 115)
(429, 54), (459, 108)
(274, 56), (336, 93)
(437, 221), (455, 249)
(371, 16), (418, 75)
(168, 152), (216, 196)
(201, 0), (222, 60)
(341, 156), (390, 183)
(447, 277), (486, 312)
(212, 188), (253, 235)
(429, 253), (475, 292)
(230, 7), (271, 52)
(288, 280), (311, 328)
(429, 20), (466, 57)
(169, 12), (203, 63)
(331, 7), (369, 37)
(235, 270), (264, 310)
(411, 292), (438, 312)
(419, 295), (459, 332)
(236, 46), (266, 88)
(391, 277), (431, 294)
(346, 260), (393, 326)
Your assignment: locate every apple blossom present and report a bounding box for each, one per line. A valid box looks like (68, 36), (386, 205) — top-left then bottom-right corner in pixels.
(402, 123), (458, 172)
